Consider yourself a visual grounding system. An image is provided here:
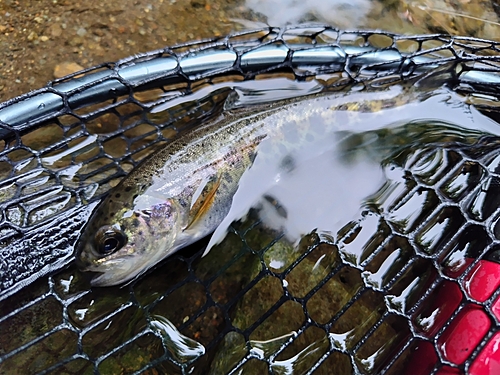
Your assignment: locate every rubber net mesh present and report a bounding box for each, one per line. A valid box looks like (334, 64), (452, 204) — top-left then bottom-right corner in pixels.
(1, 25), (500, 374)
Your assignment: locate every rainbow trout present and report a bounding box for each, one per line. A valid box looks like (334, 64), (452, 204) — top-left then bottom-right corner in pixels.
(76, 65), (484, 286)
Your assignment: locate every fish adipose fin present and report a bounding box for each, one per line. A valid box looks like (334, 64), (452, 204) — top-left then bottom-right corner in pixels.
(183, 174), (222, 231)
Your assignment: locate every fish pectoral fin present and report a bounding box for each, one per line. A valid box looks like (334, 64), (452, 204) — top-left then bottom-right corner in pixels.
(183, 174), (222, 231)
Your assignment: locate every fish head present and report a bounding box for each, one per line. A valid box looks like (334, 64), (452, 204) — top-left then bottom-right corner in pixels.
(76, 194), (182, 286)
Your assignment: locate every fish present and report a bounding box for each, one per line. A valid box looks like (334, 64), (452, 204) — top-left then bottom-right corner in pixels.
(76, 64), (476, 286)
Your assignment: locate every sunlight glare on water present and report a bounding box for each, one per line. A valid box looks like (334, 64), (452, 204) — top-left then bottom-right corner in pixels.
(207, 87), (500, 256)
(198, 82), (500, 373)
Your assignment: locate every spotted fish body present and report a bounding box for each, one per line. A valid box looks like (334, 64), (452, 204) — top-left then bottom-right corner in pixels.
(76, 70), (459, 286)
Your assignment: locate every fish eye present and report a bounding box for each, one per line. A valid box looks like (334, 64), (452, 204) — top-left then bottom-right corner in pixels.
(95, 226), (127, 255)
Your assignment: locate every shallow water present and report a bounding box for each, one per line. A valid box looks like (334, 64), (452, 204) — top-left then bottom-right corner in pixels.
(3, 77), (500, 373)
(3, 2), (500, 373)
(201, 86), (500, 374)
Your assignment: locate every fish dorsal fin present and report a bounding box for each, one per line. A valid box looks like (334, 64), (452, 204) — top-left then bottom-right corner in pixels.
(183, 174), (222, 231)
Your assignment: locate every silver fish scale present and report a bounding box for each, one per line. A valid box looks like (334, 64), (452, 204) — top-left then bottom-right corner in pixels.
(1, 25), (500, 374)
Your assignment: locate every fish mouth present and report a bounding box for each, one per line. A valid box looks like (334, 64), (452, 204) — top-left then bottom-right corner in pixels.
(74, 266), (107, 287)
(89, 271), (113, 287)
(81, 257), (138, 287)
(75, 253), (104, 273)
(74, 254), (92, 270)
(74, 241), (99, 268)
(74, 251), (111, 286)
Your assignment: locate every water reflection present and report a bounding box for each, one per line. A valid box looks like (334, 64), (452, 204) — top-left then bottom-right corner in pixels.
(270, 335), (330, 375)
(5, 76), (500, 374)
(208, 108), (497, 263)
(150, 315), (205, 363)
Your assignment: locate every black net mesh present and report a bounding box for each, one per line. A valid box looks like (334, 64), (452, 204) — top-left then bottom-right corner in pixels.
(1, 25), (500, 374)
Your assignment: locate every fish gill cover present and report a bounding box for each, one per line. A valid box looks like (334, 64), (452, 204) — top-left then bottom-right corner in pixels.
(1, 25), (500, 374)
